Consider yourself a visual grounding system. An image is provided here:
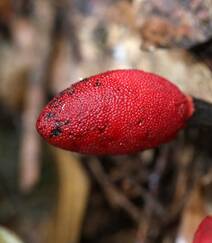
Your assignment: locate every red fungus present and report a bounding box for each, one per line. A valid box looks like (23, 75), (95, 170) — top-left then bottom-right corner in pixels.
(36, 69), (194, 155)
(193, 216), (212, 243)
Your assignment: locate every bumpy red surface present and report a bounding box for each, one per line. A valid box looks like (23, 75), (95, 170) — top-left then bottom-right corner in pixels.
(193, 216), (212, 243)
(36, 69), (194, 155)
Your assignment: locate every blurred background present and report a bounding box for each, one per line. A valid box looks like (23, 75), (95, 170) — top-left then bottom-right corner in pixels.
(0, 0), (212, 242)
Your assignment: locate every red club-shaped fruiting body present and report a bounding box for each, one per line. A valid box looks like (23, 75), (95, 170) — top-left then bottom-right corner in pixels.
(193, 216), (212, 243)
(36, 69), (194, 155)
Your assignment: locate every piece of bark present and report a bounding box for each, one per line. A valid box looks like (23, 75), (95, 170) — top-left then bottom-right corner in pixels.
(138, 0), (212, 48)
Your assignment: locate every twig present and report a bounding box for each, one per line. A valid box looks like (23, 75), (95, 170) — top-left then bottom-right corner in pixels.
(19, 0), (54, 192)
(88, 158), (142, 223)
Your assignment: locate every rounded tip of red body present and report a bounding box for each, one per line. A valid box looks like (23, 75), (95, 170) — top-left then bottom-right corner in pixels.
(193, 216), (212, 243)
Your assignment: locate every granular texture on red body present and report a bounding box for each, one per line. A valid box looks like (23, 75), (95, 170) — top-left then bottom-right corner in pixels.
(36, 69), (194, 155)
(193, 216), (212, 243)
